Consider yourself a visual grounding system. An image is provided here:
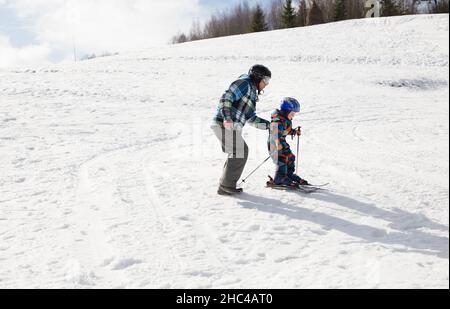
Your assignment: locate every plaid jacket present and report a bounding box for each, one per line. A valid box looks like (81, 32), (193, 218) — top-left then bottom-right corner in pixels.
(212, 75), (270, 130)
(268, 109), (297, 155)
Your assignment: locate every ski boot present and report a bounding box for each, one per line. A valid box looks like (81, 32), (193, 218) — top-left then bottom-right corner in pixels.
(289, 174), (310, 186)
(218, 185), (244, 196)
(273, 174), (296, 186)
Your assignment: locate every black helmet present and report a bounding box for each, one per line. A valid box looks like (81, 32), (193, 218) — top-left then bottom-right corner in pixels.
(249, 64), (272, 80)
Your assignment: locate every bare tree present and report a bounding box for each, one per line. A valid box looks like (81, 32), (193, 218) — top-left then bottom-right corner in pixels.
(333, 0), (347, 21)
(268, 0), (285, 29)
(234, 1), (252, 34)
(189, 21), (203, 41)
(397, 0), (419, 14)
(171, 0), (443, 44)
(229, 3), (245, 35)
(348, 0), (365, 19)
(433, 0), (449, 13)
(297, 0), (308, 26)
(309, 0), (337, 23)
(381, 0), (402, 16)
(307, 0), (325, 25)
(171, 32), (188, 44)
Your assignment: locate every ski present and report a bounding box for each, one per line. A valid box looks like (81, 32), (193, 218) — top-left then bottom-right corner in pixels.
(266, 183), (322, 194)
(266, 176), (325, 194)
(296, 185), (324, 194)
(304, 183), (329, 188)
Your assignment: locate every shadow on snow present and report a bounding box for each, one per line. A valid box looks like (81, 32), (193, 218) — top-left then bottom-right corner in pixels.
(237, 190), (449, 259)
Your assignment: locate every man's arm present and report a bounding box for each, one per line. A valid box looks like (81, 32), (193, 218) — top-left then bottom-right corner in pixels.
(248, 113), (270, 130)
(218, 80), (250, 122)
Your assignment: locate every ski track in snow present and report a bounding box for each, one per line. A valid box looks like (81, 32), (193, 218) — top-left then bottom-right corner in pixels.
(0, 15), (448, 288)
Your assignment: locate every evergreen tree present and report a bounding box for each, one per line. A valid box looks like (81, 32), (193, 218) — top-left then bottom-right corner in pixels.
(250, 4), (269, 32)
(282, 0), (296, 28)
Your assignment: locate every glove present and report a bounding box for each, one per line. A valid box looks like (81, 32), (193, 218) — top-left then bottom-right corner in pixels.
(293, 126), (302, 136)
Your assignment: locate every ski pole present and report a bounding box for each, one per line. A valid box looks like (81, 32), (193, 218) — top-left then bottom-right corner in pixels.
(296, 127), (301, 174)
(240, 156), (271, 186)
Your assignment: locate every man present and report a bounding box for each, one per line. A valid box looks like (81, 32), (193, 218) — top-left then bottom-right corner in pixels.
(212, 65), (272, 196)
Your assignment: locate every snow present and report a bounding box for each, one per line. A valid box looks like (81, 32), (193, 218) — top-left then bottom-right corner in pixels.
(0, 14), (449, 289)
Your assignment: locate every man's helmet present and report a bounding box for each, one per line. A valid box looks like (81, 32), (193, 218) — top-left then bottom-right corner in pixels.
(249, 64), (272, 82)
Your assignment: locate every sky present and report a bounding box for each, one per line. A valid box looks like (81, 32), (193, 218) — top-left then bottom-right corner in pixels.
(0, 0), (273, 68)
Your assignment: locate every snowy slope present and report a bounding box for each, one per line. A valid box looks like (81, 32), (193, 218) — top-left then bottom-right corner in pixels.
(0, 14), (448, 289)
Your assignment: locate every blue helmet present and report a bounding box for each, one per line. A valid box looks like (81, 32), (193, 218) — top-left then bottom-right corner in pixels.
(280, 97), (301, 113)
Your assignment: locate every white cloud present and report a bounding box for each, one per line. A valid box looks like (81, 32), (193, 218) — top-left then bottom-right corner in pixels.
(0, 34), (51, 68)
(4, 0), (207, 58)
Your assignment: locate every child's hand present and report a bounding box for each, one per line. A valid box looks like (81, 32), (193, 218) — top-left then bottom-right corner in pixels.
(293, 126), (302, 136)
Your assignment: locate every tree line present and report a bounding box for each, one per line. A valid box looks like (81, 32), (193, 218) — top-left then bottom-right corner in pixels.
(171, 0), (449, 44)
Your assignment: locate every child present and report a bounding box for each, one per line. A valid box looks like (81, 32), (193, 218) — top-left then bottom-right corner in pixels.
(268, 97), (309, 186)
